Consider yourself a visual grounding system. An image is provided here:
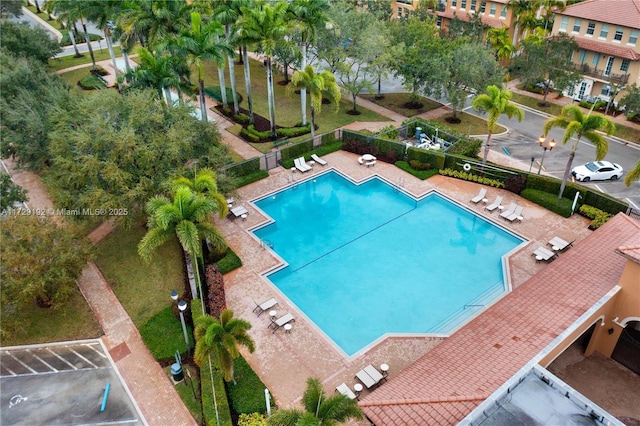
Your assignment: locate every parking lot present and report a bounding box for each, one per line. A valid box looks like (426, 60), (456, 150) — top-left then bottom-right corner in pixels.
(1, 340), (144, 425)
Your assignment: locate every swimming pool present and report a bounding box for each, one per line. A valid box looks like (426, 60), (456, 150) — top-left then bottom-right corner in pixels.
(253, 171), (525, 356)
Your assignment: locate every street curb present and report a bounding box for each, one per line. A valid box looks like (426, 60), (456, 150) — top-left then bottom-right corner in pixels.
(21, 6), (62, 42)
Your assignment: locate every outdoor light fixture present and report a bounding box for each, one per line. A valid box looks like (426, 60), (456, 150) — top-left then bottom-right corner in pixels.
(537, 135), (556, 175)
(170, 290), (191, 356)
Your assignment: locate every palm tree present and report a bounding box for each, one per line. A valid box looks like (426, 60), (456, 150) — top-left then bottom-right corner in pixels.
(194, 309), (255, 383)
(471, 85), (524, 165)
(267, 377), (364, 426)
(486, 27), (514, 62)
(240, 1), (290, 137)
(126, 47), (184, 104)
(117, 0), (191, 49)
(624, 159), (640, 187)
(506, 0), (538, 45)
(138, 186), (227, 312)
(171, 12), (233, 122)
(46, 0), (98, 70)
(236, 0), (261, 124)
(543, 105), (615, 198)
(289, 0), (331, 126)
(289, 65), (341, 139)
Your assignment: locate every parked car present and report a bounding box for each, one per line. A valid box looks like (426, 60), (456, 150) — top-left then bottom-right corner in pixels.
(571, 161), (624, 182)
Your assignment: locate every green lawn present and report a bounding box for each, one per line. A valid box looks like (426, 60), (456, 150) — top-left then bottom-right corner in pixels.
(200, 56), (390, 131)
(165, 363), (203, 424)
(432, 111), (507, 136)
(362, 92), (442, 117)
(48, 46), (123, 72)
(94, 223), (185, 327)
(57, 67), (105, 93)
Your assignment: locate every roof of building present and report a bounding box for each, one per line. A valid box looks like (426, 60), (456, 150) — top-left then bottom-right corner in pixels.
(575, 37), (640, 60)
(555, 0), (640, 30)
(359, 214), (640, 425)
(615, 226), (640, 263)
(436, 9), (507, 29)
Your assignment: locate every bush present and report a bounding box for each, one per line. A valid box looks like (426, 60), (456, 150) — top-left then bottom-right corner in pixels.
(240, 128), (260, 142)
(226, 356), (274, 415)
(238, 413), (267, 426)
(407, 148), (445, 170)
(214, 248), (242, 275)
(78, 74), (105, 90)
(439, 168), (505, 188)
(504, 174), (527, 195)
(139, 307), (193, 361)
(205, 265), (226, 318)
(446, 137), (483, 158)
(396, 161), (439, 180)
(409, 160), (431, 171)
(579, 205), (613, 229)
(234, 113), (250, 125)
(232, 170), (269, 189)
(520, 189), (574, 218)
(276, 126), (310, 138)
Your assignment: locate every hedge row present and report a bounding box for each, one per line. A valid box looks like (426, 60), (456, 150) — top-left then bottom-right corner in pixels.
(395, 161), (439, 180)
(520, 188), (574, 217)
(579, 205), (613, 229)
(439, 168), (505, 188)
(281, 141), (342, 170)
(241, 124), (311, 142)
(407, 147), (445, 170)
(226, 355), (274, 415)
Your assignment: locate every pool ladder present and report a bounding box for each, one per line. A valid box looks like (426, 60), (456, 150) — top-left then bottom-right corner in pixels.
(261, 239), (274, 250)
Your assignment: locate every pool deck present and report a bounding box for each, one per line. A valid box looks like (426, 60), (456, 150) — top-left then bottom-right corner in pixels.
(216, 151), (592, 418)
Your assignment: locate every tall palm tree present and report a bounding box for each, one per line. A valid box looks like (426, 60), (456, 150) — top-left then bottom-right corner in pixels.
(543, 105), (615, 198)
(236, 0), (261, 124)
(506, 0), (538, 45)
(117, 0), (191, 49)
(471, 85), (524, 165)
(171, 12), (233, 122)
(194, 309), (255, 383)
(289, 65), (341, 138)
(240, 1), (290, 137)
(486, 27), (514, 62)
(46, 0), (98, 70)
(624, 159), (640, 187)
(126, 47), (184, 104)
(289, 0), (331, 126)
(138, 186), (227, 312)
(267, 377), (364, 426)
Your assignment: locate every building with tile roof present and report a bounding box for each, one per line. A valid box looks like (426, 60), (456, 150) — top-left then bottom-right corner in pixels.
(360, 213), (640, 424)
(551, 0), (640, 104)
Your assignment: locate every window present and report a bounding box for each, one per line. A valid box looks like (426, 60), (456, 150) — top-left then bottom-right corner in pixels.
(436, 16), (442, 27)
(404, 7), (410, 17)
(621, 59), (630, 72)
(500, 5), (507, 18)
(591, 53), (600, 66)
(579, 49), (587, 63)
(614, 27), (624, 41)
(599, 24), (609, 38)
(559, 16), (568, 32)
(604, 56), (614, 76)
(479, 1), (486, 13)
(629, 29), (639, 45)
(452, 0), (457, 7)
(471, 0), (477, 11)
(572, 19), (581, 33)
(461, 0), (467, 9)
(586, 22), (595, 35)
(601, 84), (613, 97)
(489, 3), (496, 16)
(398, 7), (402, 17)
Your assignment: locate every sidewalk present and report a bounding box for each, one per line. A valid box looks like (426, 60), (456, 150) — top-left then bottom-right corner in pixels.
(4, 157), (196, 426)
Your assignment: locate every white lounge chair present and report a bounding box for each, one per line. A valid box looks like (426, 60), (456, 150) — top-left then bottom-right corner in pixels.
(500, 202), (517, 219)
(364, 364), (385, 383)
(532, 246), (557, 262)
(336, 383), (356, 399)
(548, 237), (574, 252)
(505, 205), (524, 222)
(269, 313), (295, 333)
(485, 196), (503, 212)
(294, 157), (311, 173)
(311, 154), (327, 166)
(365, 160), (376, 167)
(230, 206), (248, 218)
(253, 298), (278, 316)
(470, 188), (487, 204)
(355, 364), (384, 389)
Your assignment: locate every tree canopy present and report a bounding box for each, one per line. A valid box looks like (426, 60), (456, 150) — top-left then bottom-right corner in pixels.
(0, 21), (62, 63)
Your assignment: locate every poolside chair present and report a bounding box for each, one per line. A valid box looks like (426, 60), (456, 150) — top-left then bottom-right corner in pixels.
(270, 313), (295, 333)
(253, 298), (278, 316)
(230, 205), (248, 218)
(505, 205), (524, 222)
(548, 237), (574, 252)
(365, 160), (376, 167)
(355, 364), (384, 389)
(500, 202), (518, 219)
(485, 196), (503, 212)
(532, 246), (557, 262)
(336, 383), (357, 400)
(294, 157), (311, 173)
(311, 154), (327, 166)
(470, 188), (487, 204)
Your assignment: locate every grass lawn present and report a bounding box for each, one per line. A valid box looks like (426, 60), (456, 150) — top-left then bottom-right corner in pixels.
(432, 111), (506, 136)
(57, 67), (106, 93)
(48, 46), (123, 72)
(1, 288), (102, 347)
(94, 223), (185, 327)
(164, 363), (203, 424)
(199, 56), (390, 130)
(362, 92), (442, 117)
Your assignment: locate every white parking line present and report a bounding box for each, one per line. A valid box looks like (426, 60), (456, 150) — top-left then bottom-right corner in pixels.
(85, 342), (107, 359)
(28, 350), (58, 372)
(595, 184), (604, 193)
(7, 352), (37, 374)
(627, 198), (639, 209)
(70, 349), (98, 368)
(47, 348), (78, 370)
(2, 365), (17, 376)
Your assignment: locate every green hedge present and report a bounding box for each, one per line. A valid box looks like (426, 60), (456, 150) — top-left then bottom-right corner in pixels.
(439, 168), (505, 188)
(226, 356), (274, 415)
(78, 74), (105, 90)
(395, 161), (440, 180)
(520, 189), (574, 217)
(215, 248), (242, 274)
(407, 147), (446, 170)
(281, 141), (342, 169)
(192, 299), (233, 426)
(139, 307), (193, 362)
(280, 140), (314, 163)
(224, 158), (261, 178)
(583, 190), (628, 216)
(579, 205), (613, 229)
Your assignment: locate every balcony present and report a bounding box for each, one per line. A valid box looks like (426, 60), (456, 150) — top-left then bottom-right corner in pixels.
(575, 63), (630, 84)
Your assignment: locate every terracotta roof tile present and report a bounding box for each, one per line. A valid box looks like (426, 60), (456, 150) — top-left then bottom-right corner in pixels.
(436, 9), (507, 28)
(360, 214), (640, 425)
(556, 0), (640, 30)
(574, 38), (640, 60)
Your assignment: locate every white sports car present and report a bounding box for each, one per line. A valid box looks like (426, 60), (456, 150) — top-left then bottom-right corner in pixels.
(571, 161), (624, 182)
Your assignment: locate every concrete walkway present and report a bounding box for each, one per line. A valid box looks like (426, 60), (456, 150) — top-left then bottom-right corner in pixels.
(4, 157), (196, 426)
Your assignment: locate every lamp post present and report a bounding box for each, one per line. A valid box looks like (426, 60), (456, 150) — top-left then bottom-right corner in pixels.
(537, 135), (556, 175)
(171, 290), (190, 356)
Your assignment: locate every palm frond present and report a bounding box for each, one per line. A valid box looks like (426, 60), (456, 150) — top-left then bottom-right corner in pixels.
(624, 159), (640, 187)
(137, 226), (174, 262)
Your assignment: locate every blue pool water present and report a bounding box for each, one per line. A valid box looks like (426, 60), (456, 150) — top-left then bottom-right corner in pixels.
(253, 171), (524, 356)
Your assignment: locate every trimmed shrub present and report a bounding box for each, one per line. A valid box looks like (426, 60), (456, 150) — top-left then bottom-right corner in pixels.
(407, 148), (446, 170)
(78, 74), (105, 90)
(439, 168), (505, 188)
(226, 355), (274, 415)
(520, 188), (574, 217)
(240, 128), (260, 142)
(582, 191), (628, 216)
(446, 137), (483, 158)
(214, 248), (242, 274)
(321, 132), (338, 145)
(396, 161), (439, 180)
(579, 205), (613, 229)
(277, 125), (310, 138)
(504, 174), (527, 195)
(234, 113), (250, 125)
(205, 265), (226, 318)
(232, 170), (269, 189)
(139, 307), (192, 361)
(238, 413), (267, 426)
